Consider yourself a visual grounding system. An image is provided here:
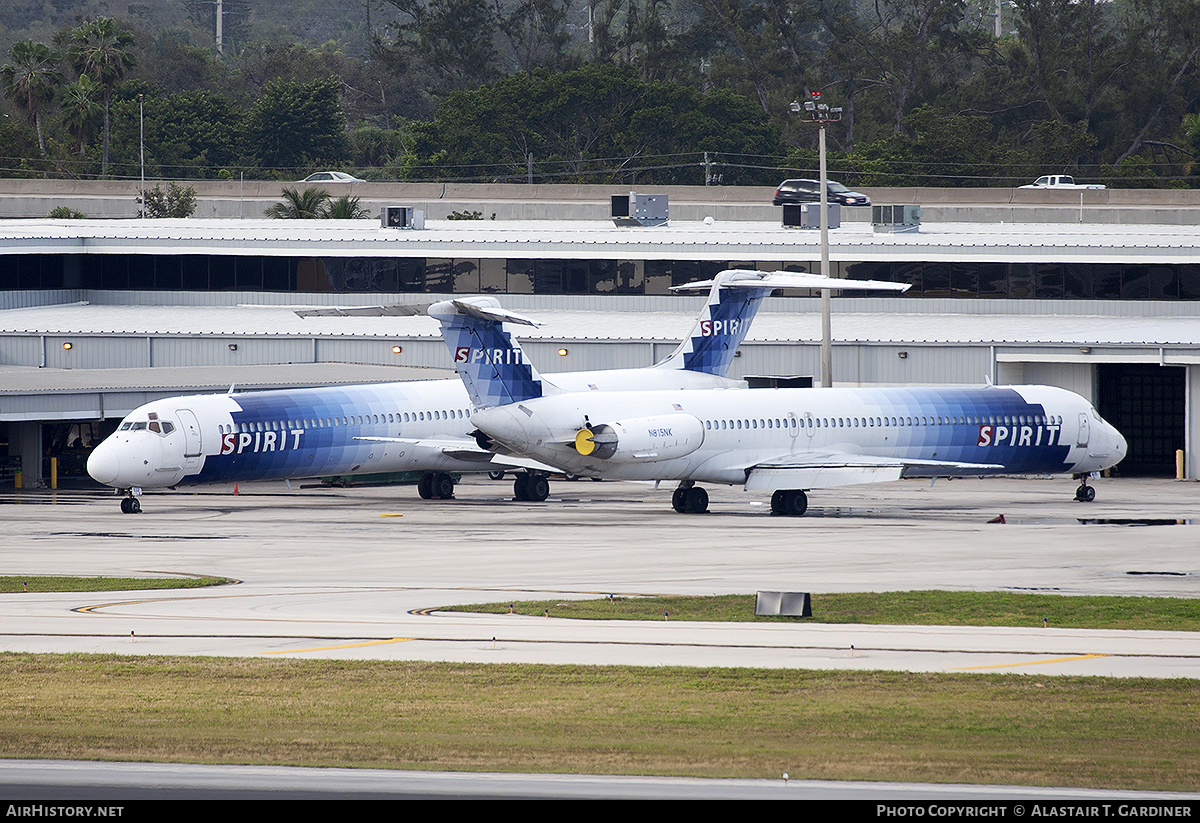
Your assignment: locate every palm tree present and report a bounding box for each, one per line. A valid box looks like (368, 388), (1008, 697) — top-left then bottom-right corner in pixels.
(68, 17), (136, 177)
(323, 194), (370, 219)
(59, 74), (102, 157)
(265, 187), (332, 219)
(0, 40), (63, 160)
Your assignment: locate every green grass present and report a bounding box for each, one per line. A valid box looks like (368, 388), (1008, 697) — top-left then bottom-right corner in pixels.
(444, 591), (1200, 631)
(0, 654), (1195, 791)
(0, 576), (234, 593)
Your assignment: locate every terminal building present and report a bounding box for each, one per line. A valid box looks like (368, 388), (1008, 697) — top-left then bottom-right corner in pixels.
(2, 202), (1199, 486)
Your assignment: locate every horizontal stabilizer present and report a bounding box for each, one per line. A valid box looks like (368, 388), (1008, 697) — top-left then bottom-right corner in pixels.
(294, 304), (430, 318)
(443, 299), (541, 327)
(672, 269), (910, 294)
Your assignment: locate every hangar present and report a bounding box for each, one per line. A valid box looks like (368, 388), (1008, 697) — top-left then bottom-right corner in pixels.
(2, 214), (1198, 486)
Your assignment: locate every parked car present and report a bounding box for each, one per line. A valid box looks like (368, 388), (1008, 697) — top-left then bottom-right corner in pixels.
(772, 179), (870, 206)
(299, 171), (365, 183)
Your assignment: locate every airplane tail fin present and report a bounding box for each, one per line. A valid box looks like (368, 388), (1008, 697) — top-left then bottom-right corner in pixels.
(660, 268), (911, 375)
(428, 297), (546, 409)
(655, 270), (773, 376)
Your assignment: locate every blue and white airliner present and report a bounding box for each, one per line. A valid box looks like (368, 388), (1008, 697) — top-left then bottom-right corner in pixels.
(87, 269), (907, 512)
(430, 294), (1129, 515)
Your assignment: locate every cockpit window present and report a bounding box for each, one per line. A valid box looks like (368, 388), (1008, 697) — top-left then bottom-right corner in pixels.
(122, 418), (175, 435)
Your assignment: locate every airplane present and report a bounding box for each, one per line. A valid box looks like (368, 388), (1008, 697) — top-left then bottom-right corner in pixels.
(429, 291), (1130, 515)
(87, 269), (907, 513)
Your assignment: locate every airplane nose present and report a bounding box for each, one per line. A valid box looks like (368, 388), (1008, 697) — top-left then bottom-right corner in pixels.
(87, 441), (121, 486)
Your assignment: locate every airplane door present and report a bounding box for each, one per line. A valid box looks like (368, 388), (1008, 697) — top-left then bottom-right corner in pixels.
(1076, 413), (1090, 447)
(803, 412), (815, 439)
(787, 412), (799, 451)
(176, 409), (203, 457)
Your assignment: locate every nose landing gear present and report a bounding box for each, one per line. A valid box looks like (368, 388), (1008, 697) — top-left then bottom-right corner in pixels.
(119, 492), (142, 514)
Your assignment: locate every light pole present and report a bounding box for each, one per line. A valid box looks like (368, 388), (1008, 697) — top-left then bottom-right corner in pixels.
(790, 94), (843, 388)
(138, 93), (145, 219)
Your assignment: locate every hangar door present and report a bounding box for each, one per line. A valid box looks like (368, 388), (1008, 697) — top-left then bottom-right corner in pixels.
(1098, 364), (1184, 476)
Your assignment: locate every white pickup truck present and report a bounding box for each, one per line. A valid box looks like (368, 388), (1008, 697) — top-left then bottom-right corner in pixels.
(1020, 175), (1106, 190)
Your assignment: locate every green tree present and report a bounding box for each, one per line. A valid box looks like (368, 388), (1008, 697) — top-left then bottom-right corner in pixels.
(383, 0), (501, 95)
(494, 0), (573, 72)
(323, 194), (370, 219)
(107, 87), (243, 179)
(68, 17), (138, 177)
(411, 64), (780, 183)
(140, 182), (198, 217)
(0, 40), (63, 160)
(243, 77), (348, 173)
(266, 186), (331, 218)
(59, 74), (103, 157)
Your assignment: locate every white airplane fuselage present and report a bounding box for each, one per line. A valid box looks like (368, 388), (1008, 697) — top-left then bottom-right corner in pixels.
(86, 368), (742, 492)
(470, 384), (1128, 487)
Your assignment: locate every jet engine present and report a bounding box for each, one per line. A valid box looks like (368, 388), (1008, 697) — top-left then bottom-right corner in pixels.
(573, 414), (703, 462)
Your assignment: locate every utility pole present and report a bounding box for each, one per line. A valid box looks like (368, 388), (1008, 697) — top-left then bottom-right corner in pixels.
(790, 93), (843, 388)
(138, 94), (145, 219)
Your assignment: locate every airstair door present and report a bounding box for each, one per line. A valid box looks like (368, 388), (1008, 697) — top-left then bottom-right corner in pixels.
(176, 409), (203, 458)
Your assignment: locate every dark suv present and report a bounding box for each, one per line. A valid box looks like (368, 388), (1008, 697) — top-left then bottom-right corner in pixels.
(772, 179), (871, 207)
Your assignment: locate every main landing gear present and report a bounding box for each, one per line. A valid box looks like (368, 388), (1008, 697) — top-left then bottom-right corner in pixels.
(770, 489), (808, 516)
(513, 472), (550, 502)
(416, 472), (456, 500)
(1074, 475), (1097, 502)
(671, 482), (709, 514)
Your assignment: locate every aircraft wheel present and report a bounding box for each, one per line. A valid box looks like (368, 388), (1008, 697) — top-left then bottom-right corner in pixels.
(685, 487), (709, 514)
(1075, 483), (1095, 502)
(433, 472), (455, 499)
(120, 497), (131, 514)
(513, 474), (529, 501)
(784, 489), (808, 516)
(527, 475), (550, 502)
(563, 473), (580, 482)
(487, 469), (506, 481)
(417, 473), (434, 500)
(672, 487), (688, 513)
(121, 497), (141, 515)
(770, 490), (787, 515)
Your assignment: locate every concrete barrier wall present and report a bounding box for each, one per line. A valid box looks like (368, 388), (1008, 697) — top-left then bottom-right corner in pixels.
(2, 179), (1198, 222)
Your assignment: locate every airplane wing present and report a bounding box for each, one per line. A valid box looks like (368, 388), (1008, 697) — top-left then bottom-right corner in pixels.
(353, 436), (562, 472)
(743, 452), (1007, 491)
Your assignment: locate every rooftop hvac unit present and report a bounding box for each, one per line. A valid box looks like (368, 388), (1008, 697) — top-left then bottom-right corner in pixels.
(612, 192), (668, 227)
(782, 203), (840, 230)
(872, 204), (921, 233)
(380, 206), (425, 230)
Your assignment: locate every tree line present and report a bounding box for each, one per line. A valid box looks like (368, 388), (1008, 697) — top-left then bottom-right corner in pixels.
(2, 1), (1199, 187)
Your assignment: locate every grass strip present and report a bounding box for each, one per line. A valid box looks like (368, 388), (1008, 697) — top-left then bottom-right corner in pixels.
(0, 576), (233, 593)
(444, 591), (1200, 631)
(0, 654), (1195, 791)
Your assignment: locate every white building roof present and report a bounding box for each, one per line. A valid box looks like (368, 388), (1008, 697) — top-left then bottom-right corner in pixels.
(4, 301), (1200, 348)
(2, 217), (1199, 264)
